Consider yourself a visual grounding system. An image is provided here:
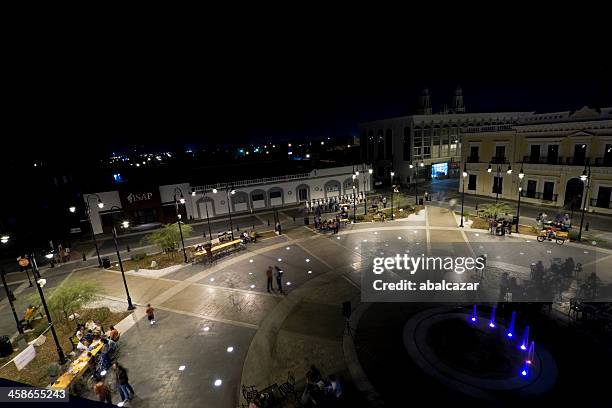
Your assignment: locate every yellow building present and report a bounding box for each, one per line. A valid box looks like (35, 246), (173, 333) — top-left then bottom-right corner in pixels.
(462, 106), (612, 214)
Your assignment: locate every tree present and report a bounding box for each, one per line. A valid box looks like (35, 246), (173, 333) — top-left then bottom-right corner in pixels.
(46, 281), (98, 328)
(144, 222), (193, 257)
(478, 203), (514, 219)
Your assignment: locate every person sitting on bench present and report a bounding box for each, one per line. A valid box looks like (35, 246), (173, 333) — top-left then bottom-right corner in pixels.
(19, 305), (36, 329)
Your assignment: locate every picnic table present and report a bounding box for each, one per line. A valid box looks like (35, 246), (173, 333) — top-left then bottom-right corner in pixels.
(193, 239), (242, 262)
(51, 340), (104, 390)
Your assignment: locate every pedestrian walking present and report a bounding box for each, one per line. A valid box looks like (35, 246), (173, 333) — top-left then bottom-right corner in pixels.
(113, 362), (135, 403)
(274, 266), (284, 293)
(276, 221), (282, 235)
(145, 304), (156, 326)
(266, 266), (274, 293)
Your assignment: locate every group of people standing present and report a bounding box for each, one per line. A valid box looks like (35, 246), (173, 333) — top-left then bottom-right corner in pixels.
(488, 218), (513, 236)
(266, 265), (285, 293)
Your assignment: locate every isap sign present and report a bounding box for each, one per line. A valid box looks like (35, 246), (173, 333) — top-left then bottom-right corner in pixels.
(125, 192), (153, 204)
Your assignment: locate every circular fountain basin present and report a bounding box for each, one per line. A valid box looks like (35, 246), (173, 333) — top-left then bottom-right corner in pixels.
(403, 307), (557, 400)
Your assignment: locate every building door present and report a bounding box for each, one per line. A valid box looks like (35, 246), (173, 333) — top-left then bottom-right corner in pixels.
(198, 201), (214, 218)
(493, 176), (503, 194)
(469, 146), (479, 162)
(468, 174), (477, 190)
(596, 187), (612, 209)
(298, 188), (308, 201)
(573, 144), (587, 165)
(527, 180), (537, 198)
(565, 178), (584, 207)
(543, 182), (555, 201)
(529, 145), (540, 163)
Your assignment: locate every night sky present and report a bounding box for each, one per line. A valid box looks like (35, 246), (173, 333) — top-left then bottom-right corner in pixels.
(6, 46), (612, 162)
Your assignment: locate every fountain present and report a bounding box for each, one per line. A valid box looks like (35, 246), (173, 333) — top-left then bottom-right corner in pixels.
(520, 326), (530, 351)
(470, 304), (477, 323)
(489, 306), (496, 328)
(506, 311), (516, 338)
(520, 360), (529, 377)
(527, 341), (535, 364)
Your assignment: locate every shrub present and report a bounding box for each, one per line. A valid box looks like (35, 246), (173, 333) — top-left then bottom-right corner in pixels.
(144, 223), (193, 257)
(131, 252), (146, 261)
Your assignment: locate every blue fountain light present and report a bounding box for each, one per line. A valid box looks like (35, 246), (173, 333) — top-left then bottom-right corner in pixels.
(489, 306), (496, 328)
(520, 326), (530, 351)
(506, 311), (516, 338)
(470, 305), (478, 323)
(520, 361), (529, 378)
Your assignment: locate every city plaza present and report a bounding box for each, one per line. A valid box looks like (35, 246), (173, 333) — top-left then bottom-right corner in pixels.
(1, 198), (611, 406)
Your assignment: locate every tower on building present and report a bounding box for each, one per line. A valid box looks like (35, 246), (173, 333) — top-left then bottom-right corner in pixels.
(452, 85), (465, 113)
(418, 88), (432, 115)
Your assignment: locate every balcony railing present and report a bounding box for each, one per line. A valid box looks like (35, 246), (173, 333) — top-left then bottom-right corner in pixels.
(522, 156), (612, 167)
(590, 198), (612, 209)
(521, 190), (558, 202)
(490, 156), (509, 164)
(193, 172), (311, 192)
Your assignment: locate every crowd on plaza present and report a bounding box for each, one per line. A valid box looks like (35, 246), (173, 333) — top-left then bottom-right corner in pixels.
(65, 320), (135, 405)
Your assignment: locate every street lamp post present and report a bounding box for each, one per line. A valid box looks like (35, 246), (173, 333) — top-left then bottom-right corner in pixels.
(70, 194), (104, 267)
(192, 189), (213, 240)
(516, 164), (524, 233)
(31, 254), (67, 365)
(578, 164), (591, 242)
(461, 163), (467, 227)
(364, 167), (373, 215)
(109, 206), (135, 310)
(390, 171), (395, 220)
(352, 173), (357, 222)
(173, 188), (188, 263)
(1, 265), (23, 334)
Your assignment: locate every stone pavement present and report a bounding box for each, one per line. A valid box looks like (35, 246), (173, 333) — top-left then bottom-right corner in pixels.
(2, 205), (612, 407)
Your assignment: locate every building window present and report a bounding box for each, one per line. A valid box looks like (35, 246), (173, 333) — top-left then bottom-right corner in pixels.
(403, 127), (411, 161)
(495, 145), (506, 162)
(468, 174), (477, 190)
(298, 188), (308, 201)
(270, 191), (282, 198)
(252, 193), (264, 201)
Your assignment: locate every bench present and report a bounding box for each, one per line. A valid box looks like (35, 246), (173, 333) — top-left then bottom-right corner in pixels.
(193, 239), (243, 263)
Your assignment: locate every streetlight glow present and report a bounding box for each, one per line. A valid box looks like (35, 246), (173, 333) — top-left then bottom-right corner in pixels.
(487, 163), (492, 173)
(212, 188), (218, 193)
(69, 206), (76, 213)
(122, 220), (130, 229)
(97, 201), (104, 209)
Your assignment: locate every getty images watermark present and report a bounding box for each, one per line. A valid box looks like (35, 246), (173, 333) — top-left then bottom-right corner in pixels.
(371, 254), (485, 292)
(360, 242), (599, 302)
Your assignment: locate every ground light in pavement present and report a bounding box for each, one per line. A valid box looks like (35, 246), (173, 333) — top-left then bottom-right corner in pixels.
(226, 346), (234, 353)
(214, 379), (222, 387)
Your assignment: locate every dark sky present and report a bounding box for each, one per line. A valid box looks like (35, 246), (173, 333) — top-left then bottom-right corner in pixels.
(6, 42), (612, 161)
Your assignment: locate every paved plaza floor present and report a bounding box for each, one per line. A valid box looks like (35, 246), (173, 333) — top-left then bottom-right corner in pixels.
(1, 207), (611, 407)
